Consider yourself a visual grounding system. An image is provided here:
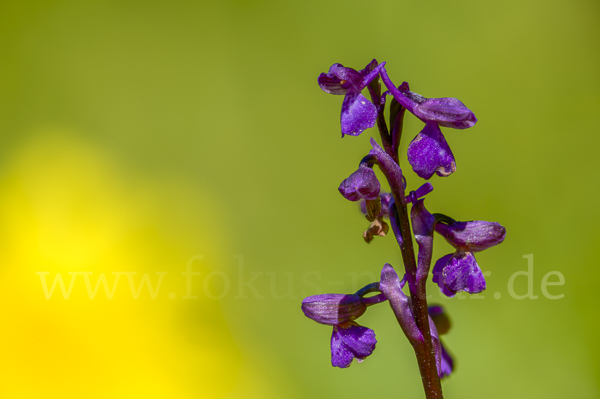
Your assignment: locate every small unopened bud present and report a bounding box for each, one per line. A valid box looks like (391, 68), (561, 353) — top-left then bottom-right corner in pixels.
(338, 165), (380, 202)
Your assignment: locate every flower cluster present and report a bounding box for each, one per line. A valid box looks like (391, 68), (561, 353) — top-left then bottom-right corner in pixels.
(303, 59), (505, 396)
(301, 283), (385, 368)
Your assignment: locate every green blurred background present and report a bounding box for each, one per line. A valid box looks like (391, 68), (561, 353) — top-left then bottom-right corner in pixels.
(0, 0), (598, 397)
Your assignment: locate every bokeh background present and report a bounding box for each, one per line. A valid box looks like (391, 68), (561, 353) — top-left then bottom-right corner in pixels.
(1, 0), (598, 398)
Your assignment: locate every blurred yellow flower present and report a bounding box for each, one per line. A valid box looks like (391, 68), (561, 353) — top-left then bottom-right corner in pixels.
(0, 130), (278, 398)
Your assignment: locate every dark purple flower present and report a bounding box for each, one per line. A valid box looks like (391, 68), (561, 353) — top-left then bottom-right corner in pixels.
(331, 322), (377, 368)
(318, 60), (385, 137)
(432, 220), (506, 296)
(302, 284), (386, 368)
(338, 165), (380, 201)
(379, 67), (476, 179)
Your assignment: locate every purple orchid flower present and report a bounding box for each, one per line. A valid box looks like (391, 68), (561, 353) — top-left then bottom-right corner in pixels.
(318, 60), (385, 137)
(432, 219), (506, 296)
(379, 67), (477, 179)
(307, 59), (507, 395)
(301, 284), (386, 368)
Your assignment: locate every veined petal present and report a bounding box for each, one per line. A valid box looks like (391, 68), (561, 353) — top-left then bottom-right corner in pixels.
(414, 97), (477, 129)
(435, 220), (506, 252)
(318, 73), (347, 95)
(443, 252), (486, 294)
(317, 63), (350, 94)
(401, 90), (427, 106)
(330, 323), (377, 368)
(341, 91), (377, 136)
(302, 294), (367, 326)
(334, 67), (363, 90)
(407, 122), (456, 179)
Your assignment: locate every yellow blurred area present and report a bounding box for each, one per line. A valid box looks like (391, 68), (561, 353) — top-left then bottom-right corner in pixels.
(0, 130), (274, 398)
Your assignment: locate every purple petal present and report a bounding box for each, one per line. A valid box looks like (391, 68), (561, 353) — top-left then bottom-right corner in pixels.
(338, 165), (380, 201)
(320, 61), (384, 94)
(443, 252), (486, 294)
(414, 97), (477, 129)
(435, 220), (506, 252)
(440, 342), (454, 378)
(331, 323), (377, 368)
(401, 90), (427, 106)
(341, 91), (377, 136)
(432, 254), (457, 297)
(407, 121), (456, 179)
(302, 294), (367, 326)
(407, 182), (434, 204)
(414, 182), (434, 198)
(318, 73), (346, 95)
(318, 63), (348, 95)
(333, 67), (363, 90)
